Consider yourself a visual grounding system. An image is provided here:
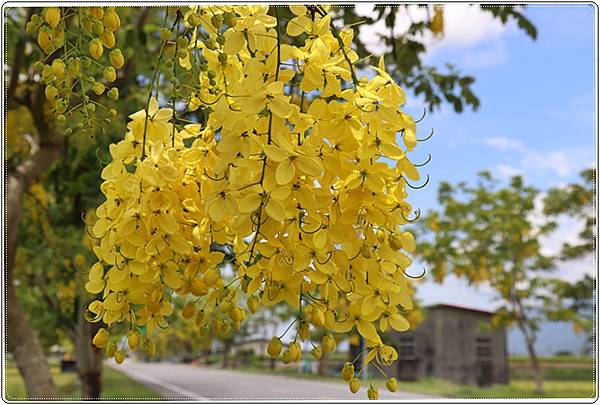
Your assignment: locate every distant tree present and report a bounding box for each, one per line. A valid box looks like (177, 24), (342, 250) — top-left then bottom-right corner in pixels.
(543, 168), (596, 261)
(543, 169), (596, 355)
(329, 5), (537, 112)
(417, 172), (564, 394)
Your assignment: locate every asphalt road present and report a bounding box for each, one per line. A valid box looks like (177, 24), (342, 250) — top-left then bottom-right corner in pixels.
(112, 360), (438, 401)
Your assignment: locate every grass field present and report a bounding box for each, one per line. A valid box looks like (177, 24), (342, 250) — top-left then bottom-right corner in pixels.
(230, 365), (596, 399)
(4, 364), (161, 401)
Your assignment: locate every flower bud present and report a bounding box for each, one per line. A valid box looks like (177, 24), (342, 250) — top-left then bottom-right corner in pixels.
(92, 82), (105, 95)
(182, 302), (196, 319)
(103, 67), (116, 82)
(247, 295), (259, 313)
(89, 38), (103, 59)
(105, 342), (117, 357)
(281, 349), (292, 364)
(45, 8), (60, 29)
(349, 378), (360, 394)
(341, 362), (354, 381)
(386, 378), (398, 392)
(114, 350), (125, 364)
(109, 49), (124, 69)
(107, 88), (119, 101)
(322, 334), (336, 353)
(267, 337), (282, 358)
(103, 10), (120, 32)
(311, 346), (323, 359)
(92, 328), (109, 348)
(367, 385), (379, 400)
(128, 330), (140, 349)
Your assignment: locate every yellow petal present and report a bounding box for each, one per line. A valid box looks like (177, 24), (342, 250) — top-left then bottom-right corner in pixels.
(389, 313), (410, 332)
(287, 15), (312, 37)
(263, 145), (289, 162)
(85, 279), (105, 294)
(265, 198), (286, 222)
(269, 96), (293, 118)
(357, 319), (381, 343)
(239, 193), (263, 213)
(89, 262), (104, 280)
(163, 266), (182, 289)
(224, 30), (246, 55)
(275, 160), (295, 185)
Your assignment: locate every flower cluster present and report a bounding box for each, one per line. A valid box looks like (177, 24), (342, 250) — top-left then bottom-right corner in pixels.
(29, 7), (124, 129)
(86, 5), (425, 398)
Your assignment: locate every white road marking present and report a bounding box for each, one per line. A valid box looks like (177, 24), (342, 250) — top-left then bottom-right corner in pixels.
(121, 367), (207, 400)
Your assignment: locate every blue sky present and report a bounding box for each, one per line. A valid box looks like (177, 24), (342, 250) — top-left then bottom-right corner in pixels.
(359, 4), (596, 354)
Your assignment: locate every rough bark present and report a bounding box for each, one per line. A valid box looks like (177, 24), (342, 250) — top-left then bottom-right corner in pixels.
(520, 324), (543, 394)
(73, 299), (103, 400)
(7, 142), (62, 399)
(6, 70), (63, 398)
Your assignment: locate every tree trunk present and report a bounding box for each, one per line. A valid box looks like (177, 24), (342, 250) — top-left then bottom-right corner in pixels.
(6, 86), (63, 398)
(74, 299), (103, 400)
(7, 170), (58, 399)
(318, 352), (328, 375)
(522, 328), (543, 394)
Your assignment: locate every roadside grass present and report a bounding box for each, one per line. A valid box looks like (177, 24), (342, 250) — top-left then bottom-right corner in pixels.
(510, 355), (593, 365)
(227, 365), (595, 399)
(4, 364), (161, 401)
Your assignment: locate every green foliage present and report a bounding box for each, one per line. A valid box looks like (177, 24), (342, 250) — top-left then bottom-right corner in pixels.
(543, 168), (596, 260)
(330, 5), (536, 112)
(5, 361), (160, 400)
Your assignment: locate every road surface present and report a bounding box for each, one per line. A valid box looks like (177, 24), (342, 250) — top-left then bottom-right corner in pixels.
(112, 360), (438, 401)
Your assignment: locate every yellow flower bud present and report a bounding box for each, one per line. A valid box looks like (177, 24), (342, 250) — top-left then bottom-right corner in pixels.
(114, 350), (125, 364)
(105, 342), (117, 358)
(182, 302), (196, 319)
(322, 334), (336, 353)
(298, 321), (310, 341)
(89, 39), (104, 60)
(281, 350), (292, 364)
(100, 31), (116, 48)
(367, 385), (379, 400)
(349, 378), (360, 394)
(311, 346), (323, 360)
(341, 362), (354, 381)
(228, 306), (243, 322)
(386, 377), (398, 392)
(92, 82), (105, 95)
(103, 10), (120, 32)
(68, 58), (81, 76)
(37, 29), (54, 54)
(190, 279), (208, 296)
(90, 7), (104, 20)
(92, 328), (109, 348)
(45, 8), (60, 29)
(109, 49), (124, 69)
(246, 295), (259, 313)
(267, 337), (282, 358)
(103, 67), (116, 82)
(128, 330), (140, 349)
(107, 88), (119, 101)
(289, 341), (301, 361)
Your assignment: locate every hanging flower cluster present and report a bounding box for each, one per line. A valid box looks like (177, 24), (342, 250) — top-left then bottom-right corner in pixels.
(85, 5), (425, 398)
(28, 7), (124, 130)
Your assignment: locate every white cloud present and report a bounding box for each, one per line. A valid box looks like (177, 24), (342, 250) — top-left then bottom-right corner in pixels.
(481, 136), (594, 178)
(494, 164), (524, 179)
(354, 4), (514, 68)
(482, 136), (526, 152)
(529, 193), (594, 281)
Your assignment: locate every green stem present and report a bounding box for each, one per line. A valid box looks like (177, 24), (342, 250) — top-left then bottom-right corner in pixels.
(316, 6), (358, 87)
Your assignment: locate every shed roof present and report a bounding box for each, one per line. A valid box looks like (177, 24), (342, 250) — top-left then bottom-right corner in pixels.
(426, 303), (495, 317)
